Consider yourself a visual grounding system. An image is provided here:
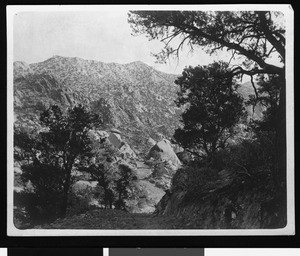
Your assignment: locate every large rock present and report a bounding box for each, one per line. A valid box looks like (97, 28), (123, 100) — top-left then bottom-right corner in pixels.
(119, 143), (137, 159)
(107, 132), (123, 149)
(147, 139), (181, 168)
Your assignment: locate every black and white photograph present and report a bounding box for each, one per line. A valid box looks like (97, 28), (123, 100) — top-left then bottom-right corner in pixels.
(7, 5), (294, 236)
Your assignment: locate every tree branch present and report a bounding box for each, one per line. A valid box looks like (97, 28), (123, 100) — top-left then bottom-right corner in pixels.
(257, 11), (285, 61)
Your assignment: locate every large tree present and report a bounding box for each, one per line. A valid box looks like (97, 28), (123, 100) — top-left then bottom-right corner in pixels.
(174, 61), (245, 160)
(128, 11), (285, 76)
(15, 104), (102, 219)
(128, 10), (286, 185)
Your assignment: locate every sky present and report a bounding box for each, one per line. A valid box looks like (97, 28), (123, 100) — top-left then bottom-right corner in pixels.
(13, 10), (230, 75)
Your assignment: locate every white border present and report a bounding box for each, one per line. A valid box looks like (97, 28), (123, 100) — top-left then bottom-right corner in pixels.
(205, 249), (300, 256)
(7, 4), (294, 236)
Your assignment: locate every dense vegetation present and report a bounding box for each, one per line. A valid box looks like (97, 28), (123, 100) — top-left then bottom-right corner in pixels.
(174, 61), (245, 161)
(14, 105), (136, 226)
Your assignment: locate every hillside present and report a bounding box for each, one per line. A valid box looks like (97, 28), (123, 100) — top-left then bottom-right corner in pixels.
(14, 56), (181, 156)
(13, 56), (272, 229)
(14, 56), (262, 155)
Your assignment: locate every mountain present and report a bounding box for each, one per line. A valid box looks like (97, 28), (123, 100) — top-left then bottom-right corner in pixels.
(13, 56), (263, 155)
(14, 56), (181, 155)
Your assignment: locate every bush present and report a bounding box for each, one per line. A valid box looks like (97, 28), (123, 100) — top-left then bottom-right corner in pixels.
(67, 185), (94, 216)
(114, 164), (137, 211)
(14, 189), (64, 225)
(15, 164), (65, 225)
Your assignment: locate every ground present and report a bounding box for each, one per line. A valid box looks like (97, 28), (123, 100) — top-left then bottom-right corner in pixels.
(40, 209), (194, 229)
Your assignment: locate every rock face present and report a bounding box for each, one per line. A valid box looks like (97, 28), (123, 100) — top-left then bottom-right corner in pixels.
(155, 167), (287, 229)
(13, 56), (182, 156)
(148, 139), (181, 168)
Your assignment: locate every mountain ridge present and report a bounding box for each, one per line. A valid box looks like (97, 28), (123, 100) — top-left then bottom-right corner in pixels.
(13, 55), (182, 155)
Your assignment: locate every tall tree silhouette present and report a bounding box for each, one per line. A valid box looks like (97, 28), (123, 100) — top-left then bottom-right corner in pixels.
(174, 62), (245, 161)
(15, 104), (102, 220)
(128, 10), (286, 185)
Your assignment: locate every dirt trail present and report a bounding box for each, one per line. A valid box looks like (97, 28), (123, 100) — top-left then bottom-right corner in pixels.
(42, 209), (191, 229)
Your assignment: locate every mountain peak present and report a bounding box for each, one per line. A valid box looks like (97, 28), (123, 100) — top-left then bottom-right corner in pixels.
(126, 60), (150, 67)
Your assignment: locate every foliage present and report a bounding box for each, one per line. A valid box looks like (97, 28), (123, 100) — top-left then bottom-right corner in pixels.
(128, 11), (285, 76)
(249, 74), (282, 133)
(114, 164), (137, 210)
(14, 104), (102, 223)
(128, 10), (286, 186)
(68, 185), (95, 216)
(14, 164), (65, 225)
(84, 162), (117, 209)
(82, 141), (137, 211)
(174, 62), (245, 160)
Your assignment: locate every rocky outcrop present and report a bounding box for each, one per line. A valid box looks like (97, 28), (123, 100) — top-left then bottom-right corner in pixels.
(147, 139), (181, 168)
(13, 56), (182, 156)
(155, 167), (287, 229)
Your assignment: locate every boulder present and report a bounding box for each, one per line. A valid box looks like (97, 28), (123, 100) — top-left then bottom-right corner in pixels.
(119, 143), (137, 159)
(147, 137), (156, 146)
(147, 139), (181, 168)
(107, 132), (123, 149)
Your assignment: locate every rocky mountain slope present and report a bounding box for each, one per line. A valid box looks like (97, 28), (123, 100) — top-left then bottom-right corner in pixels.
(14, 56), (265, 222)
(14, 56), (261, 154)
(14, 56), (181, 156)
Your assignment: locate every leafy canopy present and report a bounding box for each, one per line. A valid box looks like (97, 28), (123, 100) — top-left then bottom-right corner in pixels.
(14, 104), (102, 220)
(128, 11), (285, 77)
(174, 62), (245, 158)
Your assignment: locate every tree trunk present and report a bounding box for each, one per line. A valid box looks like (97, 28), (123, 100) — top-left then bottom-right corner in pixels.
(274, 74), (287, 226)
(61, 167), (72, 218)
(276, 77), (286, 187)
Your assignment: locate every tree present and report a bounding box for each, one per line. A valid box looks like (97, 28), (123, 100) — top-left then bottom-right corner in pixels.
(114, 164), (137, 210)
(15, 104), (102, 220)
(174, 62), (245, 161)
(248, 74), (282, 179)
(128, 11), (284, 76)
(83, 142), (120, 209)
(15, 164), (65, 224)
(248, 74), (281, 130)
(128, 10), (286, 185)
